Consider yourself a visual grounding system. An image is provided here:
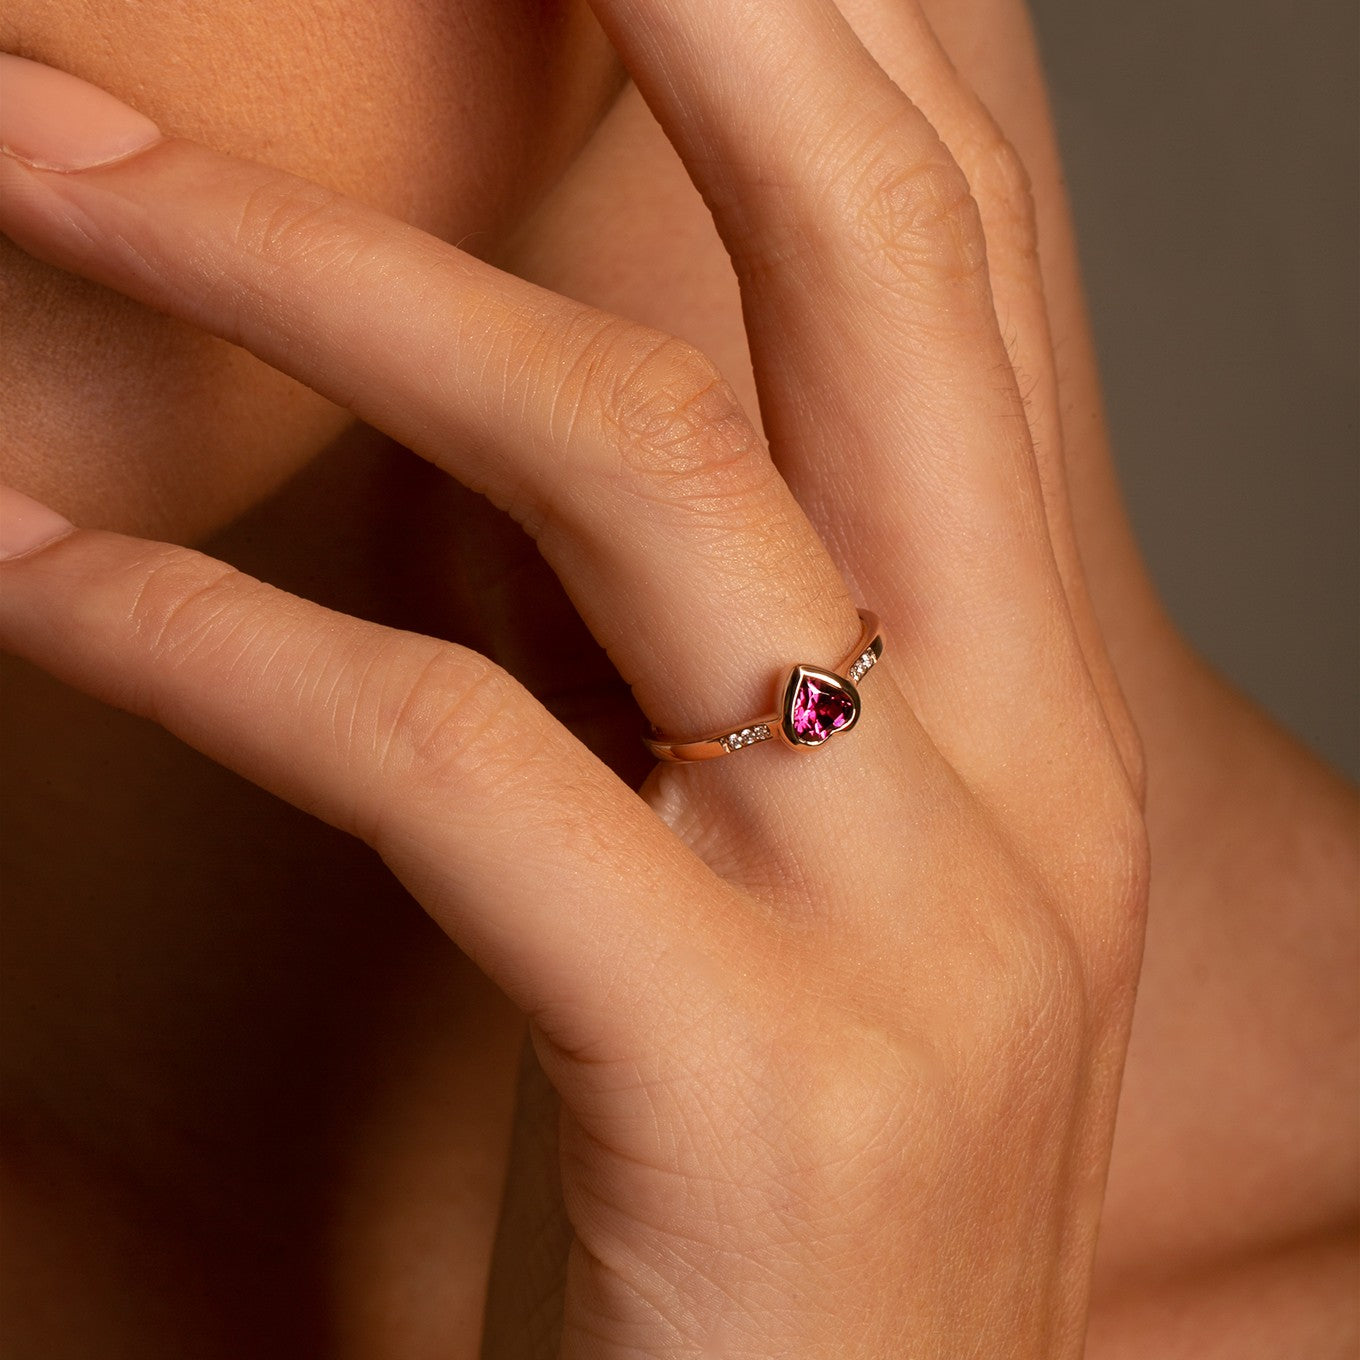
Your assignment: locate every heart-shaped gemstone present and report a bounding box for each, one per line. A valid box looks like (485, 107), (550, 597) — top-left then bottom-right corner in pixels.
(783, 667), (860, 746)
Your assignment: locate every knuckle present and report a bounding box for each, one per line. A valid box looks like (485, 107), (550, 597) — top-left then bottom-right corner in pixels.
(773, 1018), (934, 1204)
(727, 965), (950, 1220)
(1087, 785), (1152, 997)
(572, 325), (770, 505)
(1033, 768), (1151, 1022)
(1118, 713), (1150, 813)
(122, 547), (256, 672)
(376, 644), (530, 806)
(229, 176), (372, 281)
(989, 909), (1091, 1060)
(962, 131), (1039, 269)
(939, 882), (1093, 1084)
(836, 113), (991, 295)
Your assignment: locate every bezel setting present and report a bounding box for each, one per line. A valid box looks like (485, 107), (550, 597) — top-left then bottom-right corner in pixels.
(641, 609), (883, 763)
(778, 664), (862, 749)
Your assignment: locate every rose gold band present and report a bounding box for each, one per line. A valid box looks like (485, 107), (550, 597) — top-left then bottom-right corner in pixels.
(643, 610), (884, 763)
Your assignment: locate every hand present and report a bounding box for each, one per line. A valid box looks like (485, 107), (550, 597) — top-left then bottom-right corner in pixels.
(0, 1), (1147, 1354)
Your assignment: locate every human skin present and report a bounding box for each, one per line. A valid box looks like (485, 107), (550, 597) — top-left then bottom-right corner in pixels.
(486, 7), (1360, 1355)
(1, 9), (1150, 1357)
(1, 4), (628, 1352)
(1, 3), (1356, 1359)
(0, 0), (625, 541)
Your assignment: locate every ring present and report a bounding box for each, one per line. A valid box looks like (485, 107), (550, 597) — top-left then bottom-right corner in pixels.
(644, 610), (885, 762)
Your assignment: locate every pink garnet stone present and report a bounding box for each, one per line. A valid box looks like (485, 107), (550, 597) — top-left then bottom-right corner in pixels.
(790, 674), (856, 744)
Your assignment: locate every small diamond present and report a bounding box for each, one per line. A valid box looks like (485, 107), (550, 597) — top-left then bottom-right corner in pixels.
(849, 651), (875, 681)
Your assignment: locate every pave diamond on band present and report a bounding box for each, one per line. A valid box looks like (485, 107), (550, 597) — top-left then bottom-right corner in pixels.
(846, 648), (877, 684)
(644, 611), (884, 763)
(719, 724), (773, 754)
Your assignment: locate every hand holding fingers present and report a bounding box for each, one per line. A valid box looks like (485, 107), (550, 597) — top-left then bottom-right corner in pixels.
(0, 24), (1116, 833)
(0, 54), (864, 753)
(0, 52), (952, 908)
(0, 53), (957, 1012)
(0, 22), (1149, 1359)
(0, 481), (1142, 1359)
(0, 485), (746, 1064)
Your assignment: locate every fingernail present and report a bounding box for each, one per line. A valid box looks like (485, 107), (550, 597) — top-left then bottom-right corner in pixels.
(0, 484), (76, 560)
(0, 53), (163, 172)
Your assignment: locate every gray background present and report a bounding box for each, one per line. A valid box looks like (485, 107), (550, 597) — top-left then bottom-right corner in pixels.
(1030, 0), (1358, 780)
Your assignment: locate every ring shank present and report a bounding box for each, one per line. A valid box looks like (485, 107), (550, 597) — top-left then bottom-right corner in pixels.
(644, 610), (883, 762)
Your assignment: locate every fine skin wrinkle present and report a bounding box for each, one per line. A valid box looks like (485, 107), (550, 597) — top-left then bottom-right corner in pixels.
(0, 2), (1354, 1356)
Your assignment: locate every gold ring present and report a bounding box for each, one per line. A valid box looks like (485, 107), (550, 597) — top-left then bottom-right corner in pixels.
(644, 610), (884, 763)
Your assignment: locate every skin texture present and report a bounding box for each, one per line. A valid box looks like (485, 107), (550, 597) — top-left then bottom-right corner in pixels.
(0, 3), (1355, 1359)
(482, 8), (1360, 1352)
(0, 4), (627, 1353)
(4, 53), (1147, 1360)
(0, 0), (623, 540)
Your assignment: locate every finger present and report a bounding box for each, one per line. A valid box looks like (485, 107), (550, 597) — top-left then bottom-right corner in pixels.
(835, 0), (1145, 799)
(0, 488), (742, 1062)
(580, 0), (1115, 799)
(435, 479), (652, 780)
(914, 0), (1150, 802)
(0, 55), (872, 767)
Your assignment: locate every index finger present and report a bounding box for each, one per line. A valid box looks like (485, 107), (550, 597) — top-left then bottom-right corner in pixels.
(0, 54), (863, 753)
(0, 485), (744, 1064)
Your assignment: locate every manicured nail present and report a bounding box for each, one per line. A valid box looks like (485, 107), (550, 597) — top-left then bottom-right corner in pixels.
(0, 484), (76, 560)
(0, 53), (163, 172)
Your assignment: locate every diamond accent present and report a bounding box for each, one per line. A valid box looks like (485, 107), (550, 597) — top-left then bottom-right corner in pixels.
(720, 723), (772, 754)
(846, 649), (877, 684)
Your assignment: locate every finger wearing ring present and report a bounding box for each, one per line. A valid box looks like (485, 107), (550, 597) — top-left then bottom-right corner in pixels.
(644, 610), (884, 763)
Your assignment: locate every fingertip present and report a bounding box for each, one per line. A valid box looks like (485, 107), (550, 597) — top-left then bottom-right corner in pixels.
(0, 54), (163, 173)
(0, 484), (77, 561)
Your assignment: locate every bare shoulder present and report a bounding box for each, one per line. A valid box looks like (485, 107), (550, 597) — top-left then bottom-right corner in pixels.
(1091, 654), (1359, 1359)
(1087, 1222), (1359, 1360)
